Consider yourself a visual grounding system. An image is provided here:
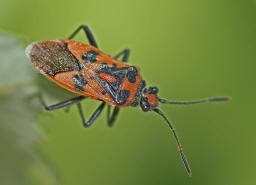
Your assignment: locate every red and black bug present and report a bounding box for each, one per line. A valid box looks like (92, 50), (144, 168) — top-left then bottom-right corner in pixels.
(25, 25), (230, 176)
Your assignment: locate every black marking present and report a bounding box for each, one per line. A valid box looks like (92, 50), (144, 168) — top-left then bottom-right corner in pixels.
(100, 63), (108, 70)
(116, 90), (130, 105)
(96, 64), (128, 101)
(78, 62), (85, 71)
(126, 67), (137, 83)
(72, 74), (87, 92)
(89, 76), (94, 80)
(96, 64), (138, 104)
(102, 90), (106, 95)
(82, 50), (99, 63)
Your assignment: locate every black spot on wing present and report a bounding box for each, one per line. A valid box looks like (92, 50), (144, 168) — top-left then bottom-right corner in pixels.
(126, 66), (137, 83)
(116, 90), (130, 105)
(82, 50), (99, 63)
(72, 74), (87, 92)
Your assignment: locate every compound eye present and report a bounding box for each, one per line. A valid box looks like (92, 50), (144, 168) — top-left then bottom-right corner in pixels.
(140, 97), (150, 112)
(141, 101), (150, 112)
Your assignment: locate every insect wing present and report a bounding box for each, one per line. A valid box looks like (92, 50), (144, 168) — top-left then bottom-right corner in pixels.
(26, 40), (126, 105)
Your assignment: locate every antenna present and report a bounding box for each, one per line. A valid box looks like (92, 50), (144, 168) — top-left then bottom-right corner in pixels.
(158, 97), (230, 105)
(153, 108), (191, 176)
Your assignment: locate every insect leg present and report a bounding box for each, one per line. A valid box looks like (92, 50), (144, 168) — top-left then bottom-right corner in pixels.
(77, 102), (106, 127)
(68, 25), (98, 48)
(114, 49), (130, 63)
(107, 105), (120, 127)
(39, 95), (87, 111)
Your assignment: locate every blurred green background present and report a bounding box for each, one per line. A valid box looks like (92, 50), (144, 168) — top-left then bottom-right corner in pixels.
(0, 0), (255, 185)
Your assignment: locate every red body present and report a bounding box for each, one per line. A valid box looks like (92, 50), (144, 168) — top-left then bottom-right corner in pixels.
(26, 40), (145, 107)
